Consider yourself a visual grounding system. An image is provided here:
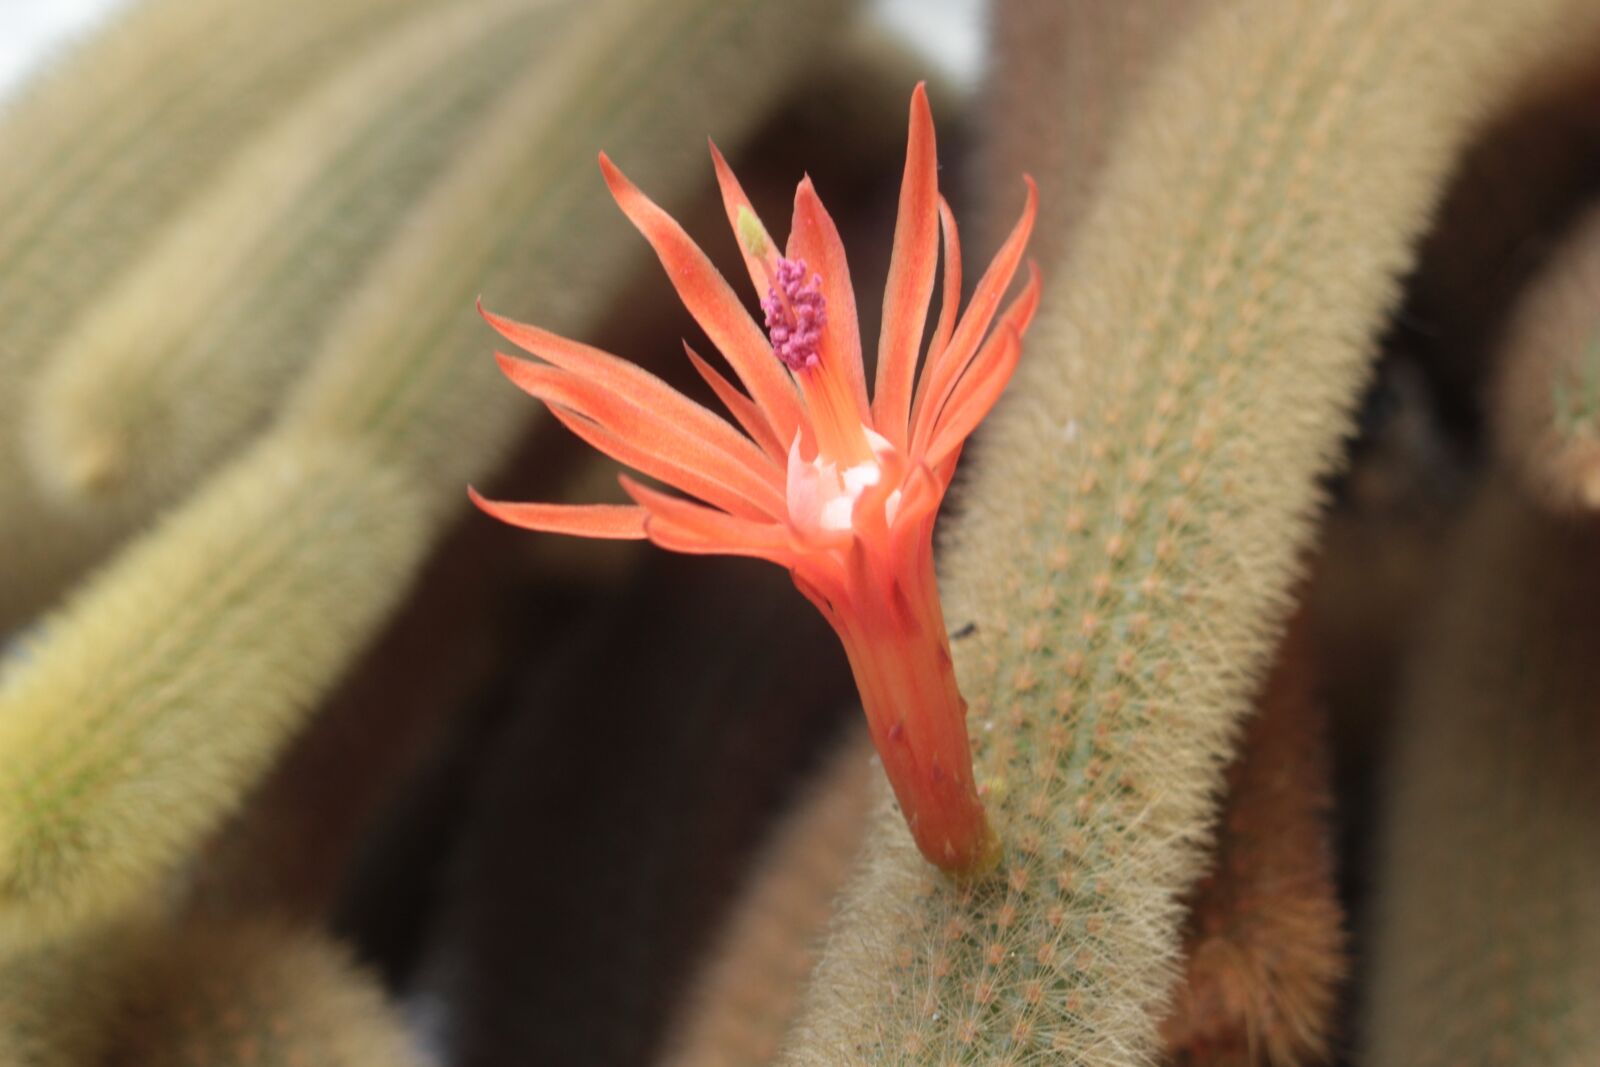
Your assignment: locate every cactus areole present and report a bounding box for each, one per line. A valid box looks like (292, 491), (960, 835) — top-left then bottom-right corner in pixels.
(471, 85), (1037, 873)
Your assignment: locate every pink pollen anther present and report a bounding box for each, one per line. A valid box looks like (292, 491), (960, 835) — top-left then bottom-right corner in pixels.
(762, 256), (826, 371)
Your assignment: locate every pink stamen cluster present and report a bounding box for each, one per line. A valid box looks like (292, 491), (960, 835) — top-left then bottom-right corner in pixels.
(762, 257), (826, 371)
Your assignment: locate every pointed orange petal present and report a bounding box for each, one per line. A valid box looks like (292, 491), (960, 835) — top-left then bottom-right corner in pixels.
(925, 198), (963, 369)
(683, 341), (787, 462)
(599, 153), (802, 447)
(787, 177), (869, 417)
(912, 259), (1041, 454)
(709, 140), (777, 299)
(915, 176), (1037, 438)
(480, 302), (779, 480)
(871, 83), (941, 448)
(545, 402), (777, 523)
(924, 325), (1023, 468)
(620, 474), (799, 568)
(469, 486), (646, 539)
(494, 353), (787, 516)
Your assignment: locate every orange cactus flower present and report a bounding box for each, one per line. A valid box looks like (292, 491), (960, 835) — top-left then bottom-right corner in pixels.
(472, 84), (1038, 873)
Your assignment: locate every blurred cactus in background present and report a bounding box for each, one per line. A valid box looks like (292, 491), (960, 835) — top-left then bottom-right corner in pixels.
(6, 0), (1600, 1063)
(0, 0), (852, 1055)
(1363, 483), (1600, 1067)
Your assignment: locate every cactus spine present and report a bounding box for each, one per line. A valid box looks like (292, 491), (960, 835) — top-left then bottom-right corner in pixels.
(1364, 483), (1600, 1065)
(780, 2), (1600, 1063)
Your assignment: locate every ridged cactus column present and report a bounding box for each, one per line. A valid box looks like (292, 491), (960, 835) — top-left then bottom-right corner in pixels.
(780, 1), (1600, 1063)
(1364, 484), (1600, 1065)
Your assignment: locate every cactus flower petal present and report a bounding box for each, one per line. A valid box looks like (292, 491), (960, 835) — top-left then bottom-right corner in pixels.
(472, 84), (1036, 873)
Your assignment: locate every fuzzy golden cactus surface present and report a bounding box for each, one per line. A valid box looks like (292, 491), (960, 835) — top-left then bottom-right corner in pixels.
(780, 1), (1600, 1063)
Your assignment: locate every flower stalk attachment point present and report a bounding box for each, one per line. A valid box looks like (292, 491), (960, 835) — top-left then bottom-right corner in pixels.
(471, 84), (1037, 873)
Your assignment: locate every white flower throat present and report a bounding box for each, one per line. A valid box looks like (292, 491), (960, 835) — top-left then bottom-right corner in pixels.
(786, 426), (902, 535)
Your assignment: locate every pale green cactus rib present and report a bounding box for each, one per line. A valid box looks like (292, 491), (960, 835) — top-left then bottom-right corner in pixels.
(0, 0), (851, 949)
(1492, 198), (1600, 513)
(0, 437), (429, 950)
(779, 2), (1600, 1064)
(24, 0), (574, 514)
(1364, 483), (1600, 1066)
(0, 0), (439, 628)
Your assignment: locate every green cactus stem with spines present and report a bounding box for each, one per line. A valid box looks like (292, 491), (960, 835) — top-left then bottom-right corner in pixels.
(1364, 483), (1600, 1066)
(0, 437), (428, 950)
(779, 2), (1600, 1063)
(0, 0), (849, 950)
(0, 0), (438, 627)
(1492, 199), (1600, 513)
(25, 0), (574, 511)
